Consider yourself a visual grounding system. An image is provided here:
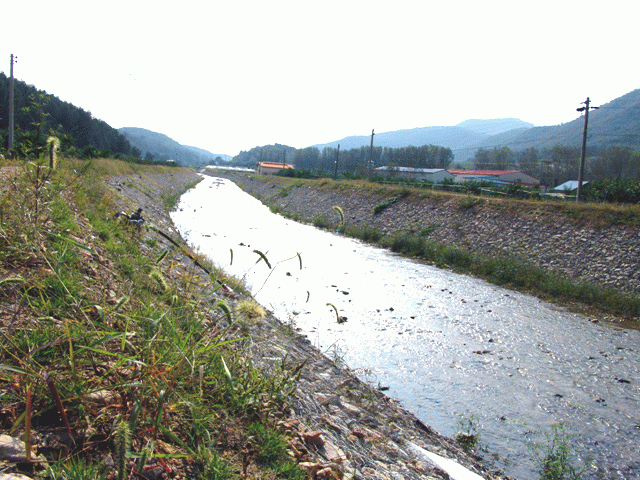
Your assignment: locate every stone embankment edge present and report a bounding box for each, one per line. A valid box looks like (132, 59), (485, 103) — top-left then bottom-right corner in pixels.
(105, 171), (510, 480)
(210, 171), (640, 301)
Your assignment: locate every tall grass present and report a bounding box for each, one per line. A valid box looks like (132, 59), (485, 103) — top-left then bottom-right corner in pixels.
(0, 157), (303, 479)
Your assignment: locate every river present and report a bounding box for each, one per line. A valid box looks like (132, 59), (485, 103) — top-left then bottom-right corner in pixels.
(171, 175), (640, 480)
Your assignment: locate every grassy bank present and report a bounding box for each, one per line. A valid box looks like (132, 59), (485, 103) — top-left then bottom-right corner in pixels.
(262, 176), (640, 321)
(0, 158), (306, 479)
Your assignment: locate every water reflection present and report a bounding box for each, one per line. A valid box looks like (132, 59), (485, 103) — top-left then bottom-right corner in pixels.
(171, 176), (640, 480)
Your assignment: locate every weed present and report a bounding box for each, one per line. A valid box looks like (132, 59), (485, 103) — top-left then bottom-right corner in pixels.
(248, 422), (306, 479)
(455, 412), (480, 452)
(419, 223), (439, 237)
(342, 223), (382, 242)
(459, 195), (483, 209)
(47, 457), (109, 480)
(332, 205), (345, 226)
(235, 299), (266, 320)
(373, 196), (399, 214)
(312, 214), (333, 229)
(527, 423), (586, 480)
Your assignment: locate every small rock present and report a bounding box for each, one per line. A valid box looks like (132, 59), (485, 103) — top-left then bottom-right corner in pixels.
(0, 473), (35, 480)
(299, 462), (323, 476)
(302, 431), (325, 447)
(316, 467), (334, 479)
(0, 434), (29, 462)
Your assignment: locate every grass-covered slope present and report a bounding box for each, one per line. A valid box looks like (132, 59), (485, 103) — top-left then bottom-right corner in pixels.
(0, 158), (308, 479)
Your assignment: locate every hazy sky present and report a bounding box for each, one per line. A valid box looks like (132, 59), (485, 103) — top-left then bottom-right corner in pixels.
(2, 0), (638, 156)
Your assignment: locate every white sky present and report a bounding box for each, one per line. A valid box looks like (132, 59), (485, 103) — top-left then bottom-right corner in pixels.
(2, 0), (638, 156)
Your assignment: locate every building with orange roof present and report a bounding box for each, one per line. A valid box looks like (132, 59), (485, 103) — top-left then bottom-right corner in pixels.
(256, 162), (295, 176)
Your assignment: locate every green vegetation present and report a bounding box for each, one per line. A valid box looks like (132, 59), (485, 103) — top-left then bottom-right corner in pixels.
(582, 178), (640, 204)
(0, 156), (305, 478)
(455, 413), (480, 453)
(528, 424), (587, 480)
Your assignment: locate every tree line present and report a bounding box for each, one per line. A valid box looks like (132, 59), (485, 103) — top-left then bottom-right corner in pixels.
(472, 145), (640, 186)
(231, 143), (454, 176)
(229, 139), (640, 188)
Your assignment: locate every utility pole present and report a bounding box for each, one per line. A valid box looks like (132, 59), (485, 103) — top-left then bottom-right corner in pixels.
(282, 149), (286, 168)
(8, 54), (17, 158)
(367, 129), (375, 180)
(576, 97), (599, 202)
(334, 144), (340, 179)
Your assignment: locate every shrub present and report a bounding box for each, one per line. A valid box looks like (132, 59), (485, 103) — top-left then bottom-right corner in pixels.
(312, 214), (333, 229)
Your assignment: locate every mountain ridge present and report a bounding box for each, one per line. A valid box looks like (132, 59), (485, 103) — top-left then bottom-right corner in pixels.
(310, 91), (640, 164)
(118, 127), (231, 165)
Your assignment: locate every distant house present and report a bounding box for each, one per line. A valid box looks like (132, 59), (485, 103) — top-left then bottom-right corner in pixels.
(448, 169), (540, 186)
(553, 180), (588, 191)
(257, 162), (294, 175)
(375, 166), (454, 183)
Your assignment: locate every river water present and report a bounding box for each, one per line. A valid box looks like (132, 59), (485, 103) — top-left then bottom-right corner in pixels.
(171, 176), (640, 479)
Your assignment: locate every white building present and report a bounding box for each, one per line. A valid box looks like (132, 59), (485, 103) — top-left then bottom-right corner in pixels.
(448, 169), (540, 186)
(375, 166), (454, 183)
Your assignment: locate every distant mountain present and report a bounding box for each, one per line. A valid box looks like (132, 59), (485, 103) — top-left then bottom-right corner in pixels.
(313, 119), (534, 158)
(183, 145), (232, 162)
(118, 128), (230, 165)
(455, 118), (534, 137)
(312, 90), (640, 165)
(466, 90), (640, 159)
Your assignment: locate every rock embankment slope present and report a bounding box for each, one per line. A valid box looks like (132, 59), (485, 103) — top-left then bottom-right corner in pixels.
(209, 171), (640, 297)
(105, 171), (508, 480)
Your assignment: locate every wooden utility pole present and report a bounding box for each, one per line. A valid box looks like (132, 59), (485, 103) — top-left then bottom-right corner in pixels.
(334, 144), (340, 179)
(576, 97), (598, 202)
(8, 54), (16, 157)
(367, 129), (375, 180)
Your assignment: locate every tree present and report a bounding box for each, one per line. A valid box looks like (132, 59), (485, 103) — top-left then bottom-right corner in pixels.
(589, 146), (633, 180)
(473, 148), (491, 169)
(517, 147), (539, 177)
(495, 147), (515, 170)
(547, 145), (580, 186)
(438, 147), (454, 169)
(293, 147), (320, 169)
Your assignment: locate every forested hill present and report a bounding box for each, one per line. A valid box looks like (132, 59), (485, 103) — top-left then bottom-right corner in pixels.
(0, 72), (132, 156)
(313, 118), (533, 153)
(467, 89), (640, 159)
(118, 127), (231, 165)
